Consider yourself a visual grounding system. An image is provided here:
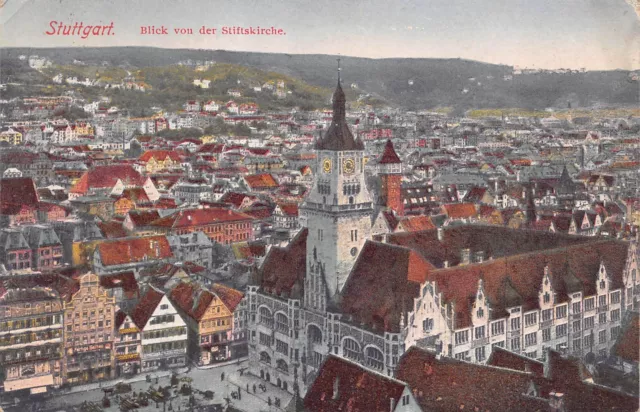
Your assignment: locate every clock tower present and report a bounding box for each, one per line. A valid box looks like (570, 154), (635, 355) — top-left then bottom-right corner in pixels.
(300, 71), (372, 311)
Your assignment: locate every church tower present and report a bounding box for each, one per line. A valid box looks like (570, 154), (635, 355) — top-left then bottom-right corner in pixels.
(378, 139), (404, 215)
(300, 66), (372, 311)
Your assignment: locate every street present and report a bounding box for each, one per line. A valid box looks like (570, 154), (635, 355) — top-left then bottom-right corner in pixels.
(3, 360), (293, 412)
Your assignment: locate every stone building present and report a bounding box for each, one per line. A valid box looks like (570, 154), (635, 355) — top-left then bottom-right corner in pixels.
(62, 273), (116, 384)
(0, 285), (64, 394)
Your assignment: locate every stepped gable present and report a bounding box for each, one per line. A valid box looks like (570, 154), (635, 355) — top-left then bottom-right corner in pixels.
(315, 81), (364, 151)
(303, 355), (407, 412)
(427, 240), (628, 329)
(259, 228), (307, 299)
(340, 240), (434, 333)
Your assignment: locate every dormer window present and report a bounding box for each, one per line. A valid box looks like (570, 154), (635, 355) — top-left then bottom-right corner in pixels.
(477, 308), (484, 318)
(543, 292), (550, 304)
(600, 280), (605, 290)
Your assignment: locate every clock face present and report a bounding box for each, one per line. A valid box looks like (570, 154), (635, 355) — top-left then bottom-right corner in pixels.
(343, 158), (356, 174)
(322, 158), (332, 173)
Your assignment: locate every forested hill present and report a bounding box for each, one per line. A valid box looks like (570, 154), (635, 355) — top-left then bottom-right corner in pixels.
(2, 47), (638, 112)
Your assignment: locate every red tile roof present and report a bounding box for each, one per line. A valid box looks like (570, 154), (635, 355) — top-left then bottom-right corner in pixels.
(139, 150), (183, 162)
(131, 286), (165, 329)
(211, 283), (244, 312)
(169, 281), (215, 321)
(0, 177), (38, 208)
(97, 235), (173, 266)
(399, 215), (435, 232)
(150, 208), (253, 229)
(244, 173), (279, 190)
(70, 165), (143, 194)
(304, 355), (407, 412)
(340, 241), (434, 333)
(441, 202), (477, 219)
(276, 203), (299, 217)
(379, 139), (401, 164)
(487, 346), (545, 375)
(97, 221), (129, 239)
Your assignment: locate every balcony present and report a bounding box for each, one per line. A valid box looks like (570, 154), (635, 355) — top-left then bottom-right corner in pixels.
(597, 305), (608, 313)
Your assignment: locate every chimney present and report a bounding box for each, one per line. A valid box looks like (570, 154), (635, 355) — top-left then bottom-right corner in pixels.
(549, 392), (566, 412)
(437, 227), (444, 242)
(474, 250), (485, 263)
(444, 260), (449, 268)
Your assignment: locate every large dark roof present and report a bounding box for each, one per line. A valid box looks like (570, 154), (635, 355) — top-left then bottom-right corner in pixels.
(315, 82), (364, 151)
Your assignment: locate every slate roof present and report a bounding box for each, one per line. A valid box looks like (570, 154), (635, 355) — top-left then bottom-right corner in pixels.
(259, 228), (307, 299)
(0, 178), (39, 213)
(340, 241), (434, 333)
(611, 311), (639, 363)
(397, 346), (637, 412)
(315, 82), (364, 151)
(303, 355), (407, 412)
(379, 139), (401, 164)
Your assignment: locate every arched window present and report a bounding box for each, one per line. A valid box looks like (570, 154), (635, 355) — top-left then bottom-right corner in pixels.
(260, 351), (271, 365)
(343, 338), (360, 360)
(349, 196), (354, 205)
(275, 313), (289, 334)
(308, 324), (322, 344)
(366, 346), (384, 371)
(259, 307), (273, 328)
(276, 359), (289, 373)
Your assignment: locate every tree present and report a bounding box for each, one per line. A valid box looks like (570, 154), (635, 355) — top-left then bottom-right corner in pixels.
(232, 123), (251, 136)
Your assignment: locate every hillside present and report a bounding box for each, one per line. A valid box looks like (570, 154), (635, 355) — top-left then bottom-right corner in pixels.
(1, 47), (638, 112)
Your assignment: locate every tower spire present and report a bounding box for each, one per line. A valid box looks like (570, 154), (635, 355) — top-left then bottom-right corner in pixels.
(337, 57), (341, 84)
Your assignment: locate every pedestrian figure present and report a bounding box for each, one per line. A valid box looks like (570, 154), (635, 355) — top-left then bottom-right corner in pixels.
(253, 384), (256, 393)
(221, 372), (225, 381)
(246, 383), (249, 392)
(268, 397), (272, 406)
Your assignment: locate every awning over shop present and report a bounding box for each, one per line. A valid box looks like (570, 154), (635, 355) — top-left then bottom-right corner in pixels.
(4, 374), (54, 392)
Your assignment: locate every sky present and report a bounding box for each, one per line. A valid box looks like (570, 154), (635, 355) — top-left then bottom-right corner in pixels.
(1, 0), (639, 70)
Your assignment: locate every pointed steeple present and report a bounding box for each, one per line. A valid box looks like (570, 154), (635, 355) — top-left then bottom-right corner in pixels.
(315, 63), (364, 151)
(379, 139), (401, 164)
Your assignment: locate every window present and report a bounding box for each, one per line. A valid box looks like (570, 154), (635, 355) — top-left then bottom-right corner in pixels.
(584, 298), (594, 311)
(611, 326), (621, 339)
(366, 347), (384, 371)
(572, 320), (581, 332)
(491, 321), (504, 336)
(524, 313), (537, 327)
(598, 329), (607, 344)
(492, 341), (505, 349)
(477, 308), (484, 318)
(583, 334), (593, 348)
(160, 304), (168, 310)
(525, 351), (537, 359)
(573, 339), (581, 351)
(259, 351), (271, 365)
(541, 309), (553, 322)
(259, 307), (273, 328)
(543, 292), (550, 304)
(599, 312), (607, 324)
(422, 318), (434, 332)
(611, 309), (620, 322)
(584, 316), (594, 330)
(259, 332), (271, 347)
(474, 326), (485, 340)
(556, 305), (567, 319)
(511, 337), (520, 351)
(402, 394), (410, 406)
(454, 330), (469, 345)
(510, 317), (520, 331)
(343, 338), (360, 360)
(610, 291), (620, 305)
(454, 351), (469, 360)
(275, 339), (288, 355)
(475, 346), (486, 362)
(542, 328), (551, 342)
(525, 332), (537, 347)
(275, 313), (289, 334)
(572, 302), (581, 314)
(598, 295), (607, 307)
(556, 324), (567, 337)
